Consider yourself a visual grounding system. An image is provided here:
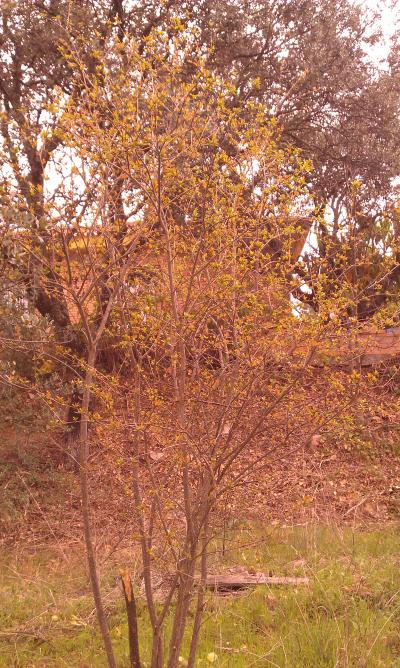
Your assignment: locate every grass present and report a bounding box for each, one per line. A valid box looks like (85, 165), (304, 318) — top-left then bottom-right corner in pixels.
(1, 524), (400, 667)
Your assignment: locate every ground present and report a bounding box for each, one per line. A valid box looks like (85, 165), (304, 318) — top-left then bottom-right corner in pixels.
(1, 429), (400, 666)
(1, 525), (400, 667)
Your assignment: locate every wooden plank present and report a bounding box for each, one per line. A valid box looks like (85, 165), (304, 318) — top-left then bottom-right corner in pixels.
(202, 573), (309, 591)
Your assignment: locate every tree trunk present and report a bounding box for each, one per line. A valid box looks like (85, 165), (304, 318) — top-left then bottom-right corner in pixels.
(167, 551), (197, 668)
(80, 346), (117, 668)
(187, 517), (209, 668)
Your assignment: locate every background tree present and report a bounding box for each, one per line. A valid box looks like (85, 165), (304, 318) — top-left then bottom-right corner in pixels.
(2, 0), (400, 346)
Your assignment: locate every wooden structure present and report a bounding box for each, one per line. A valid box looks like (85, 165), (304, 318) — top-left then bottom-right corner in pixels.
(355, 327), (400, 365)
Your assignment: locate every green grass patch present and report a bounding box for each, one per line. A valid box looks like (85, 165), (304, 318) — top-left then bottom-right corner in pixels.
(1, 525), (400, 667)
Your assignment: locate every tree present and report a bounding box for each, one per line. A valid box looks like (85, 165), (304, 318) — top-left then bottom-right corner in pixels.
(54, 31), (361, 667)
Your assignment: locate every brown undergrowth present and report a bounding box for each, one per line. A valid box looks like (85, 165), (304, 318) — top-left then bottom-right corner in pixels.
(1, 409), (399, 550)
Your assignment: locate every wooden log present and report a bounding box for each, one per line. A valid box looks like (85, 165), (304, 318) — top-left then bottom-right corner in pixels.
(202, 573), (309, 592)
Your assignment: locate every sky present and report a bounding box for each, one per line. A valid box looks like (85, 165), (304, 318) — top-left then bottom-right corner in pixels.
(364, 0), (399, 61)
(366, 0), (398, 30)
